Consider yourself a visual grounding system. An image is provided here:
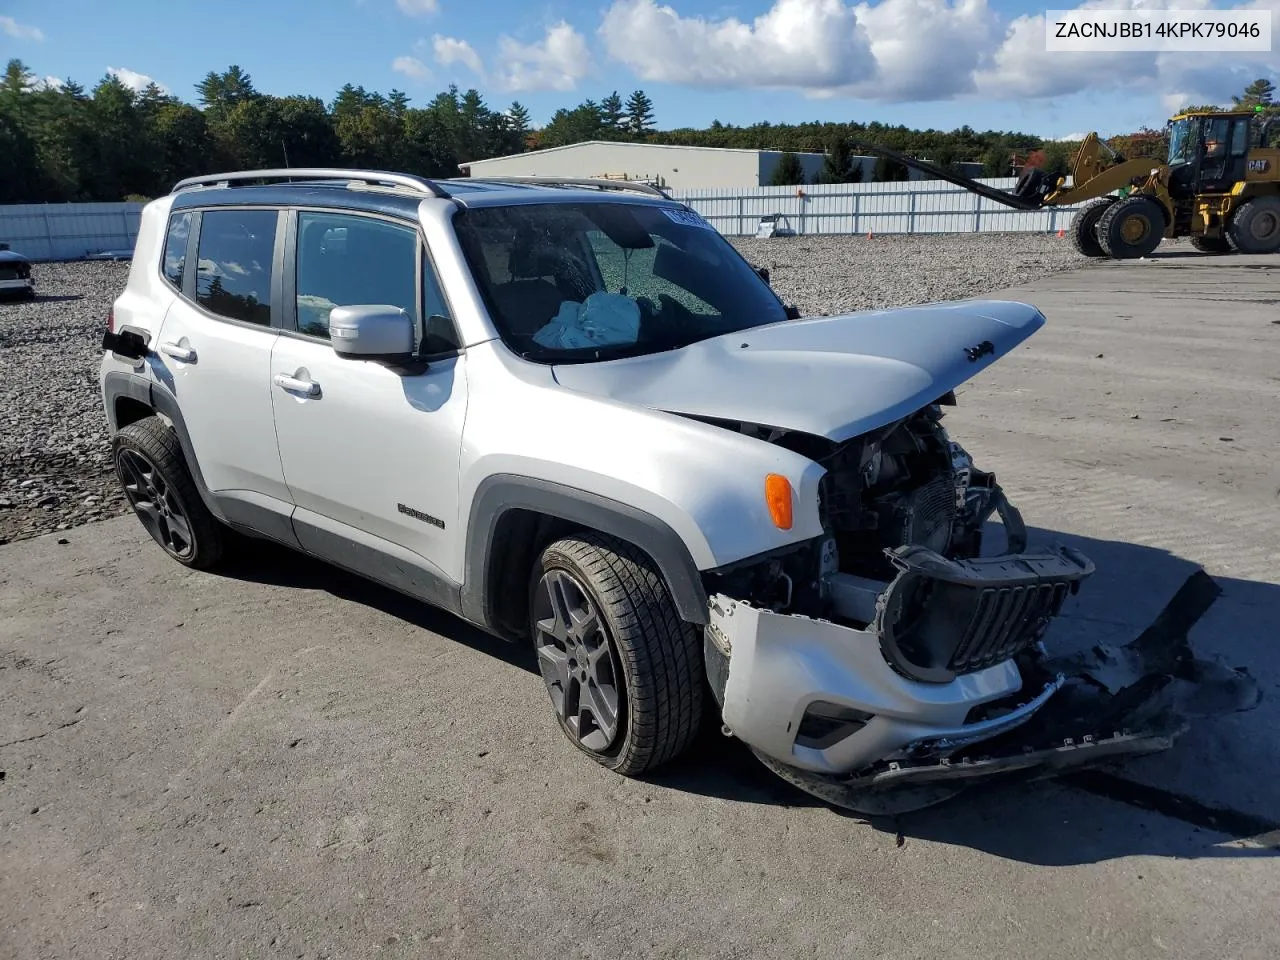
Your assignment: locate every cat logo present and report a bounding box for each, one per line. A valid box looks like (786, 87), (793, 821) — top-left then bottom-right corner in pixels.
(1247, 159), (1271, 173)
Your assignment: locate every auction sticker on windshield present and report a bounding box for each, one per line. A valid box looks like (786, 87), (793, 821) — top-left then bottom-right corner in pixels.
(1045, 9), (1271, 51)
(662, 207), (716, 230)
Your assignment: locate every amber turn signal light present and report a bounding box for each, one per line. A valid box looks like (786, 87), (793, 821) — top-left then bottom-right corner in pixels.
(765, 473), (793, 530)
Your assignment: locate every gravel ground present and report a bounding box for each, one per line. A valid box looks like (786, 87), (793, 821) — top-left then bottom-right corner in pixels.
(733, 231), (1091, 315)
(0, 261), (133, 545)
(0, 233), (1090, 545)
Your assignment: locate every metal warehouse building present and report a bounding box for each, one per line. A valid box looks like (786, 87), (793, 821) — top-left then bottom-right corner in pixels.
(457, 141), (845, 190)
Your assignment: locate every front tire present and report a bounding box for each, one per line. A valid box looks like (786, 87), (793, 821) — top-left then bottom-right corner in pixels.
(112, 416), (226, 569)
(1070, 197), (1116, 257)
(1097, 195), (1166, 259)
(529, 532), (703, 776)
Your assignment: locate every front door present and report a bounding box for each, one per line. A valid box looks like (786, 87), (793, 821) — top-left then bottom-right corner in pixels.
(153, 206), (293, 523)
(268, 208), (469, 601)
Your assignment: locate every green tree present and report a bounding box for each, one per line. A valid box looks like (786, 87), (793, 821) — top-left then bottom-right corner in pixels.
(195, 65), (257, 118)
(872, 154), (909, 182)
(541, 102), (605, 148)
(1233, 78), (1275, 110)
(601, 91), (625, 138)
(817, 135), (857, 184)
(505, 101), (532, 150)
(148, 101), (212, 191)
(625, 89), (655, 136)
(769, 151), (805, 185)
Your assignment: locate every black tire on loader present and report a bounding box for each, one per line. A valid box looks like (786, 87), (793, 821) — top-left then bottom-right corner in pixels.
(1097, 195), (1166, 259)
(1069, 197), (1117, 257)
(1226, 196), (1280, 254)
(1190, 235), (1232, 254)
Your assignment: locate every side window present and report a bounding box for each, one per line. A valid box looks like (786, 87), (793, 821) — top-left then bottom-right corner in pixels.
(294, 211), (460, 354)
(295, 212), (418, 340)
(162, 212), (192, 290)
(1230, 119), (1249, 156)
(194, 209), (278, 326)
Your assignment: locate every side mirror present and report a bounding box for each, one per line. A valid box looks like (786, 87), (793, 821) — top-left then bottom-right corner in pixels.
(330, 305), (416, 367)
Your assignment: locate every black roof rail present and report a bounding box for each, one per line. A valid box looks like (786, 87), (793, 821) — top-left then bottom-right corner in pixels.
(170, 168), (452, 199)
(460, 175), (670, 198)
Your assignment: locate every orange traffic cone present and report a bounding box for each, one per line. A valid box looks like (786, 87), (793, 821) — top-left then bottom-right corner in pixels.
(867, 229), (874, 239)
(1056, 228), (1065, 238)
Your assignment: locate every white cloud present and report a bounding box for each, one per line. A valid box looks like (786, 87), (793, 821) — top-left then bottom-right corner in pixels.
(107, 66), (169, 94)
(493, 22), (592, 92)
(396, 0), (440, 15)
(31, 75), (65, 92)
(433, 34), (484, 75)
(599, 0), (1280, 107)
(0, 15), (44, 41)
(392, 55), (432, 81)
(600, 0), (874, 89)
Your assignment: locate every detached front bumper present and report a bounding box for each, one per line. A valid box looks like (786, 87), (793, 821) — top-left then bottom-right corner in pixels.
(704, 543), (1096, 777)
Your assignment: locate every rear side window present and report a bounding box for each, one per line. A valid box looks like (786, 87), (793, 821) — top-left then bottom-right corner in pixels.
(194, 209), (278, 326)
(162, 212), (191, 290)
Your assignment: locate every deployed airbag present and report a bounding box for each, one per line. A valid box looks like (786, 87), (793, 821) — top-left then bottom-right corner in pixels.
(533, 291), (641, 350)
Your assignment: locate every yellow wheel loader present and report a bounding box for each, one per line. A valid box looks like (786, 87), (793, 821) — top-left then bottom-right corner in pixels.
(850, 109), (1280, 259)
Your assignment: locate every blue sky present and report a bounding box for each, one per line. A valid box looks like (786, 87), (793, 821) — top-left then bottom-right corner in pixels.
(3, 0), (1277, 140)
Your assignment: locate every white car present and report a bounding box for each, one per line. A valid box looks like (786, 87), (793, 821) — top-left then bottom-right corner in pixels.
(98, 168), (1247, 813)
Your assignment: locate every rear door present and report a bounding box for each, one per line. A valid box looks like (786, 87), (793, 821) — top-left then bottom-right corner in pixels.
(152, 205), (293, 529)
(268, 207), (469, 597)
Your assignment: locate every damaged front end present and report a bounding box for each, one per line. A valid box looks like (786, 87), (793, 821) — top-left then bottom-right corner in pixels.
(700, 401), (1258, 814)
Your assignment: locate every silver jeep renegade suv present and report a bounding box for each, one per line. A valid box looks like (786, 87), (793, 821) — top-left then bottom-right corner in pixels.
(99, 168), (1242, 813)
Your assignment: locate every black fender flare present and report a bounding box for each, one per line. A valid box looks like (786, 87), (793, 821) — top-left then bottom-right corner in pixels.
(102, 370), (227, 524)
(461, 474), (709, 629)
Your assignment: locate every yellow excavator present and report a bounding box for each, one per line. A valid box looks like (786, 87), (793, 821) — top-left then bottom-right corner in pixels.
(851, 108), (1280, 259)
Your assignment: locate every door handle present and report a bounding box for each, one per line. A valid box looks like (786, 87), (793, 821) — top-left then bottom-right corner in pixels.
(273, 373), (321, 397)
(160, 341), (196, 362)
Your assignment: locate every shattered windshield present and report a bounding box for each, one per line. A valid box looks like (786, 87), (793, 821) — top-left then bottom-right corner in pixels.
(453, 200), (791, 362)
(1167, 118), (1198, 165)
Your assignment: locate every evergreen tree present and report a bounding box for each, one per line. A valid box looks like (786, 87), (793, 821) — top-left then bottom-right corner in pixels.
(601, 91), (624, 137)
(625, 89), (654, 136)
(817, 135), (855, 183)
(769, 151), (805, 186)
(1233, 78), (1275, 110)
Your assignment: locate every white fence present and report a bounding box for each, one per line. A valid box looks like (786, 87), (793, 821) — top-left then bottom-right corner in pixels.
(666, 177), (1092, 237)
(0, 178), (1090, 260)
(0, 202), (143, 261)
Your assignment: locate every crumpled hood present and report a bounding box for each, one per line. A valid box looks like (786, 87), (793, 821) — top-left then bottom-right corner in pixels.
(550, 298), (1046, 442)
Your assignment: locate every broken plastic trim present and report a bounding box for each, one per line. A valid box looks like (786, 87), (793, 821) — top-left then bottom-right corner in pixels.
(873, 542), (1095, 685)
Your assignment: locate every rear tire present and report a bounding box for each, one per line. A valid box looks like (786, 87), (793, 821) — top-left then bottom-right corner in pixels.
(112, 416), (226, 570)
(1070, 197), (1116, 257)
(1226, 196), (1280, 254)
(529, 531), (703, 776)
(1097, 195), (1166, 259)
(1190, 235), (1231, 254)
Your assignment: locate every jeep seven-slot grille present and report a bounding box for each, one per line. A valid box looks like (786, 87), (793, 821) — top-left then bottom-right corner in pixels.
(947, 580), (1070, 673)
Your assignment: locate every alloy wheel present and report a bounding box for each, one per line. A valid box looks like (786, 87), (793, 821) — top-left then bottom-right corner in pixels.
(531, 568), (624, 753)
(116, 448), (195, 560)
